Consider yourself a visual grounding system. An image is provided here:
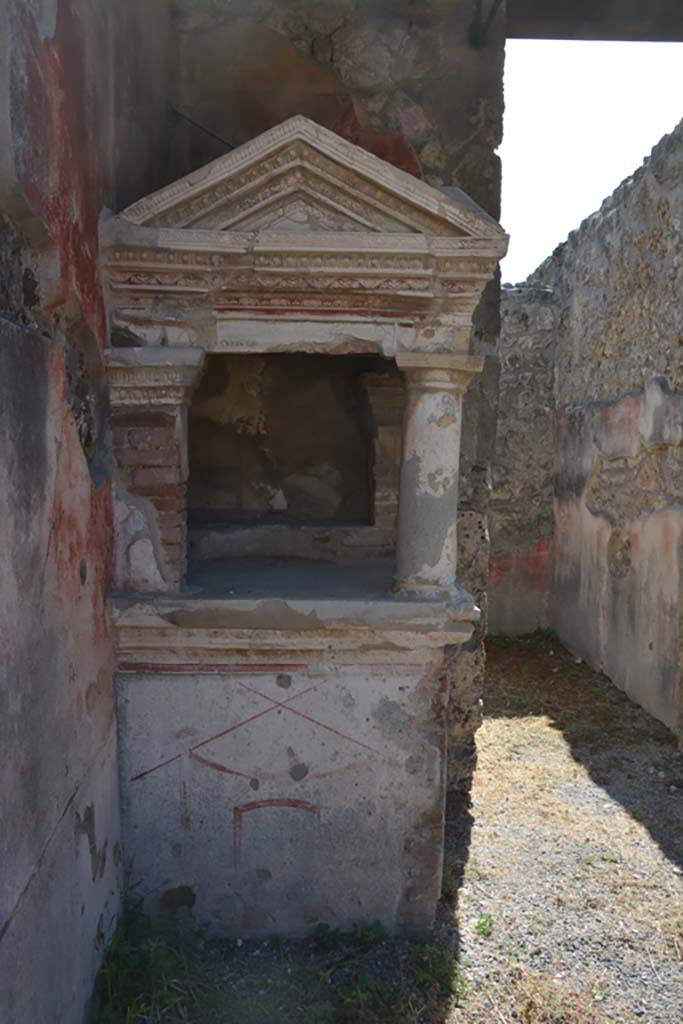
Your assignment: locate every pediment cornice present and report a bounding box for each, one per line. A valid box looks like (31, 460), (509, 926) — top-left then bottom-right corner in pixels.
(101, 117), (507, 354)
(119, 116), (507, 242)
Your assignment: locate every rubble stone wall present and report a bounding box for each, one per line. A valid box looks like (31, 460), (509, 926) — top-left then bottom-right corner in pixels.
(491, 121), (683, 741)
(488, 284), (556, 634)
(0, 2), (170, 1021)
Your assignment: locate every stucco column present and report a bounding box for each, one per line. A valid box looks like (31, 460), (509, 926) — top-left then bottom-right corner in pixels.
(393, 354), (483, 598)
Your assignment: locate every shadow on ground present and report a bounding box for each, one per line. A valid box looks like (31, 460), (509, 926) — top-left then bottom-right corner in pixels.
(485, 633), (683, 872)
(92, 905), (465, 1023)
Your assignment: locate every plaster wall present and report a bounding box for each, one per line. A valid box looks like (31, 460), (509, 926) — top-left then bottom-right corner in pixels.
(492, 121), (683, 739)
(118, 650), (448, 937)
(0, 2), (170, 1020)
(543, 121), (683, 738)
(113, 595), (468, 938)
(0, 317), (120, 1024)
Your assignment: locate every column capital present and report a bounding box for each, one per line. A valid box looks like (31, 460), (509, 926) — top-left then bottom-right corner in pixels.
(106, 347), (205, 407)
(395, 353), (484, 393)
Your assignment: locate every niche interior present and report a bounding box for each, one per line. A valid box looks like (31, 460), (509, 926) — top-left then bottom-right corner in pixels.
(187, 353), (404, 584)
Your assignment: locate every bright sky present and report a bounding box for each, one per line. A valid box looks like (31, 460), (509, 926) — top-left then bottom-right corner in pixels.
(499, 40), (683, 284)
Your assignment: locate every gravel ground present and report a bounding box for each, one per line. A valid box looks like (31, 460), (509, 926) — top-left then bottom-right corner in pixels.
(446, 635), (683, 1023)
(97, 635), (683, 1023)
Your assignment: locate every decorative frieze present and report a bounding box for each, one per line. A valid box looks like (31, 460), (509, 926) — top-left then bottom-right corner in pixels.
(101, 118), (507, 357)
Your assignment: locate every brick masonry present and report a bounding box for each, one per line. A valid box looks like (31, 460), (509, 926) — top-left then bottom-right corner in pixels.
(112, 410), (188, 589)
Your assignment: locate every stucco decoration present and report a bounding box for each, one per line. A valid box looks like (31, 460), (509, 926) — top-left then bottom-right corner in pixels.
(102, 116), (507, 594)
(101, 115), (507, 357)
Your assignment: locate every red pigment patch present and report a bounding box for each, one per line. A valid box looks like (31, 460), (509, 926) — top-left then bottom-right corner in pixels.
(658, 514), (676, 564)
(18, 0), (106, 341)
(48, 348), (112, 646)
(489, 539), (552, 591)
(597, 394), (641, 458)
(336, 102), (422, 178)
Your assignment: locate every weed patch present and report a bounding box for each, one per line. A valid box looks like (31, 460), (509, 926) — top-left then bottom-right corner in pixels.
(92, 901), (204, 1023)
(475, 913), (494, 938)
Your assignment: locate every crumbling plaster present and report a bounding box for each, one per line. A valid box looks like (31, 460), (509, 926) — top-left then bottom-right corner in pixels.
(114, 588), (477, 937)
(101, 111), (506, 939)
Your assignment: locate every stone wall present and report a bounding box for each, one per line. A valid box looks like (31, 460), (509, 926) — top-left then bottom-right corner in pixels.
(0, 2), (170, 1021)
(491, 121), (683, 741)
(169, 0), (507, 801)
(488, 284), (555, 633)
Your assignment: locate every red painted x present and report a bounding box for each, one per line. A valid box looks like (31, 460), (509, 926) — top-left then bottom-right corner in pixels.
(131, 675), (382, 783)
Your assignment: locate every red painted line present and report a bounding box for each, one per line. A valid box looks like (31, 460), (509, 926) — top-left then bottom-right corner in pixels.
(234, 679), (383, 754)
(130, 671), (382, 784)
(120, 660), (426, 675)
(233, 799), (320, 868)
(282, 705), (382, 755)
(310, 759), (368, 780)
(190, 705), (277, 753)
(234, 665), (343, 708)
(234, 679), (319, 706)
(132, 708), (279, 783)
(214, 306), (422, 320)
(131, 706), (277, 783)
(190, 683), (323, 752)
(118, 662), (307, 674)
(236, 798), (320, 815)
(131, 687), (305, 782)
(190, 751), (254, 780)
(333, 662), (425, 671)
(131, 752), (181, 783)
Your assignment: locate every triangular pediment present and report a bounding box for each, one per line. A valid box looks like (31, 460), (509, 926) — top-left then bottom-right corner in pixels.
(120, 116), (506, 240)
(227, 190), (376, 233)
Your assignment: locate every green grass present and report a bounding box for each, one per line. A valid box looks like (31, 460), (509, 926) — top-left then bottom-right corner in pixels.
(475, 912), (494, 938)
(92, 907), (467, 1024)
(92, 900), (204, 1023)
(409, 943), (467, 1000)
